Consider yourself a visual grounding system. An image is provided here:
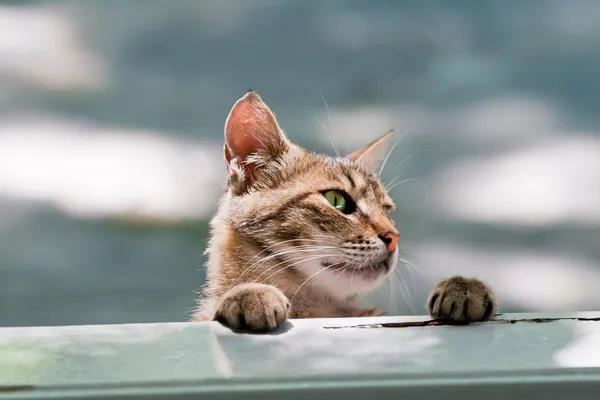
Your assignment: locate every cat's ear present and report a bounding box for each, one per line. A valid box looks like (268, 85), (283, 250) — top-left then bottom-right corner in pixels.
(346, 129), (394, 173)
(224, 91), (290, 183)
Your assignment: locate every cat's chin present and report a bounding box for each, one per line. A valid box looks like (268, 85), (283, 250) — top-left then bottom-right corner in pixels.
(295, 252), (397, 298)
(321, 257), (394, 278)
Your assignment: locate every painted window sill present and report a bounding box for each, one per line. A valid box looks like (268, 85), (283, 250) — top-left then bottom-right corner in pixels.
(1, 312), (600, 399)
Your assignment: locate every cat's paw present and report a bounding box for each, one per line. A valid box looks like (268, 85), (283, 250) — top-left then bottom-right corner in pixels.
(427, 276), (497, 323)
(214, 283), (290, 332)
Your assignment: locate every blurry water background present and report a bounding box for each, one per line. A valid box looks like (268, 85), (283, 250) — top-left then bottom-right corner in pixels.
(1, 0), (599, 327)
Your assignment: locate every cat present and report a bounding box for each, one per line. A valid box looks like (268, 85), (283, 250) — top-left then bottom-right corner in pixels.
(192, 91), (497, 332)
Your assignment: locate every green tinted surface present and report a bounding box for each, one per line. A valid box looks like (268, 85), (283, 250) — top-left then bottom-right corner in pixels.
(1, 313), (600, 399)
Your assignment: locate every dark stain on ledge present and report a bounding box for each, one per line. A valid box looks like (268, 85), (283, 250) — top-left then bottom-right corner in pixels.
(0, 385), (35, 393)
(504, 316), (600, 324)
(323, 315), (600, 329)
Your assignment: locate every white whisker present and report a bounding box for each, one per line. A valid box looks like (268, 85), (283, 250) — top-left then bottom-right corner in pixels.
(257, 253), (338, 283)
(391, 268), (401, 316)
(378, 129), (401, 177)
(290, 263), (340, 306)
(391, 149), (424, 173)
(384, 172), (403, 190)
(384, 275), (394, 316)
(314, 116), (338, 157)
(318, 92), (338, 157)
(399, 257), (428, 280)
(395, 266), (417, 315)
(240, 238), (326, 270)
(237, 244), (337, 282)
(379, 106), (424, 177)
(386, 178), (417, 192)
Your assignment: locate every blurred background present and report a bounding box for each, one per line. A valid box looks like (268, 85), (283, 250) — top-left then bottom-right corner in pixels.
(1, 0), (599, 327)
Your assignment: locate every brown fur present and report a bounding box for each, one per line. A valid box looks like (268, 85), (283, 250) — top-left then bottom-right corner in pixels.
(192, 91), (497, 332)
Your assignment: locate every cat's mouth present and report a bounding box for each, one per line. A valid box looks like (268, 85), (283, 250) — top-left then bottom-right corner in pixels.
(320, 255), (394, 279)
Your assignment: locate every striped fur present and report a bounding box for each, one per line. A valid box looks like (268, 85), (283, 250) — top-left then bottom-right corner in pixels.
(193, 92), (497, 331)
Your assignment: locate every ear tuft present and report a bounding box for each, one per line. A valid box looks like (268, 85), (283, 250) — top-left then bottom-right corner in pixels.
(223, 91), (289, 190)
(224, 91), (288, 163)
(346, 129), (394, 173)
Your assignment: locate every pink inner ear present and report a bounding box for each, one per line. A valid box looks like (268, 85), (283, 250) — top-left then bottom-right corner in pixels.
(224, 97), (263, 163)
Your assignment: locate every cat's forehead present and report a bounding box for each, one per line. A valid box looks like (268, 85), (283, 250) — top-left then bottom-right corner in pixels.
(301, 154), (391, 203)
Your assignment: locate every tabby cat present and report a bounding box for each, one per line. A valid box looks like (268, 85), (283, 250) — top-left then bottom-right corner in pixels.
(193, 91), (497, 332)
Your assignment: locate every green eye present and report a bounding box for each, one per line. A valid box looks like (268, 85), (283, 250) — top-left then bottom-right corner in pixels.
(323, 190), (352, 213)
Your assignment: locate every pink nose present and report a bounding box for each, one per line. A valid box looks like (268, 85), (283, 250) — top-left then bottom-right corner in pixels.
(378, 231), (400, 252)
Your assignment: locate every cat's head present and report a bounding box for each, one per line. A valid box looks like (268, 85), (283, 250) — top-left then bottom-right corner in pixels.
(222, 91), (399, 297)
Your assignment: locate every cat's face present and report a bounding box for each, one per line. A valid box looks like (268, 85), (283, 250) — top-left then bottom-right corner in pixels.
(222, 92), (399, 297)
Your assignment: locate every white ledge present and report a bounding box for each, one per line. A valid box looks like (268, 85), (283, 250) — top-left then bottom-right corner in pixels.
(1, 312), (600, 399)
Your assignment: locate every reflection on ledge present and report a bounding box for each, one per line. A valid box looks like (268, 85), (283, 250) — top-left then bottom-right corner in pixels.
(1, 312), (600, 399)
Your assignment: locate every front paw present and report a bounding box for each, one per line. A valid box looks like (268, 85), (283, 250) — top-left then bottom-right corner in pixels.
(427, 276), (497, 323)
(214, 283), (290, 332)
